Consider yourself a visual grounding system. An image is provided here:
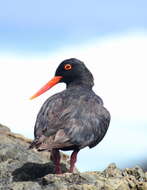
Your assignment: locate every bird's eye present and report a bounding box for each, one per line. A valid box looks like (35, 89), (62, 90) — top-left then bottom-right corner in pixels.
(64, 64), (72, 71)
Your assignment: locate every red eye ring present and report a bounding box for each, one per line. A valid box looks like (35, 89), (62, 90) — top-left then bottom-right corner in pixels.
(64, 64), (72, 70)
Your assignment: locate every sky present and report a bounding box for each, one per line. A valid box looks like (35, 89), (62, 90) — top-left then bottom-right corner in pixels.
(0, 0), (147, 171)
(0, 0), (147, 54)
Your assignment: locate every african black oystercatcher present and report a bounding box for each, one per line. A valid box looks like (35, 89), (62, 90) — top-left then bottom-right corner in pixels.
(29, 58), (110, 174)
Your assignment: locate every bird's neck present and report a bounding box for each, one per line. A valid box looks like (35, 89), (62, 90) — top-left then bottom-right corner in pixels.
(66, 76), (94, 90)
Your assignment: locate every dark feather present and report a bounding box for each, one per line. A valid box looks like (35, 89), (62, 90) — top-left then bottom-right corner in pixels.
(32, 87), (110, 151)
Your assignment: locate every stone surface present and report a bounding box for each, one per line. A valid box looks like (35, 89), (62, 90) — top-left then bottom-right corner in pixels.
(0, 123), (147, 190)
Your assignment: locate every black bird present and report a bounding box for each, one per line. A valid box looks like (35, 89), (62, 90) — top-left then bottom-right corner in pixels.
(29, 58), (110, 174)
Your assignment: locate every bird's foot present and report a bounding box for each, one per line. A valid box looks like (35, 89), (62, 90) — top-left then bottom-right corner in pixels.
(55, 166), (62, 174)
(69, 167), (74, 173)
(69, 149), (79, 173)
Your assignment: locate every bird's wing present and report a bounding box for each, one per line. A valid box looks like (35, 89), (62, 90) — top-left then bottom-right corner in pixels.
(34, 92), (66, 138)
(29, 92), (71, 149)
(59, 95), (110, 149)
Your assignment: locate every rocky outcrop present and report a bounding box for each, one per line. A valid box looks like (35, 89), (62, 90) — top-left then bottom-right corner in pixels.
(0, 124), (147, 190)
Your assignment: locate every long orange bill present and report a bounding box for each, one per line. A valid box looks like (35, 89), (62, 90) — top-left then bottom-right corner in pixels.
(30, 76), (62, 100)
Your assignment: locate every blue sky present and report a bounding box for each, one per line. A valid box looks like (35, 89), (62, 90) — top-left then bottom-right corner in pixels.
(0, 1), (147, 171)
(0, 0), (147, 54)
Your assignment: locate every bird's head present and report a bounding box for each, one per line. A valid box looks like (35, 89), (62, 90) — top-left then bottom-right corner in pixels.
(30, 58), (94, 100)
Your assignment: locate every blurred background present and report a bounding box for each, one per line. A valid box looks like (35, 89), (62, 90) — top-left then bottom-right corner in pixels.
(0, 0), (147, 171)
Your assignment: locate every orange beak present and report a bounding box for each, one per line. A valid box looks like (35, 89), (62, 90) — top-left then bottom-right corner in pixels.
(30, 76), (62, 100)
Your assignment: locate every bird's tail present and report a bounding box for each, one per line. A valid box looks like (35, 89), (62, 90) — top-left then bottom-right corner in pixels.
(29, 138), (41, 149)
(29, 135), (46, 149)
(29, 136), (70, 151)
(29, 130), (72, 151)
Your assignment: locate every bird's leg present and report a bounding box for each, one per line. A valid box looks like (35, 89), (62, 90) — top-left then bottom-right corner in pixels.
(69, 149), (79, 173)
(51, 149), (62, 174)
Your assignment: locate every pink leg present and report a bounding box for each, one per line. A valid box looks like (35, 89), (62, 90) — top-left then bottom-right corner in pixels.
(51, 149), (62, 174)
(69, 150), (79, 173)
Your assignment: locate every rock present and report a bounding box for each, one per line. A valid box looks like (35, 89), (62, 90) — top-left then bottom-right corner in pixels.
(0, 123), (11, 133)
(102, 163), (123, 177)
(0, 124), (70, 189)
(0, 123), (147, 190)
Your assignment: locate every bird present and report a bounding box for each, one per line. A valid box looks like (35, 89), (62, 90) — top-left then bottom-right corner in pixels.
(29, 58), (110, 174)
